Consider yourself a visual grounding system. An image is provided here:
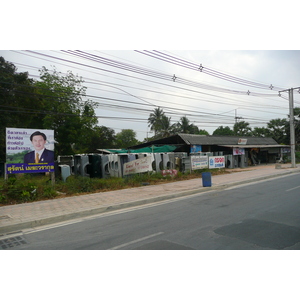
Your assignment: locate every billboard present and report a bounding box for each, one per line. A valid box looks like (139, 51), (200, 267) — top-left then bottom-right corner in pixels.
(191, 155), (208, 170)
(208, 156), (225, 169)
(6, 128), (55, 174)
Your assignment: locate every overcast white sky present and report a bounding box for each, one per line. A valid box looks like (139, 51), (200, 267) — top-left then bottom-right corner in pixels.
(1, 1), (300, 142)
(1, 49), (299, 141)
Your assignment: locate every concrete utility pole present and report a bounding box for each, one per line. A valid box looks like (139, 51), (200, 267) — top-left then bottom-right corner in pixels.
(279, 87), (299, 168)
(289, 89), (296, 168)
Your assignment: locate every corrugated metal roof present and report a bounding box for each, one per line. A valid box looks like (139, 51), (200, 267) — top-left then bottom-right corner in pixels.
(129, 134), (282, 149)
(178, 134), (279, 146)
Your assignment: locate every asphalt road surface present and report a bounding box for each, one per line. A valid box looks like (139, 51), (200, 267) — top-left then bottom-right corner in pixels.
(2, 173), (300, 250)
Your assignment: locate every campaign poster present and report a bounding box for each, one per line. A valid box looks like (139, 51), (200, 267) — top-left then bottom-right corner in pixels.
(208, 156), (225, 169)
(6, 128), (55, 174)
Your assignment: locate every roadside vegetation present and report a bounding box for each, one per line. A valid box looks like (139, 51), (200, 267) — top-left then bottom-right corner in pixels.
(0, 168), (228, 206)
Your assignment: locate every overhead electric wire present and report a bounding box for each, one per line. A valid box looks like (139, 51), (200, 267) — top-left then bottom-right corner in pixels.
(62, 50), (281, 97)
(1, 79), (287, 123)
(4, 50), (297, 131)
(135, 50), (285, 91)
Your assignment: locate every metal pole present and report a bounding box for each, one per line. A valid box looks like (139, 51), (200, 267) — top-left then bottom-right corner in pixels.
(289, 89), (296, 168)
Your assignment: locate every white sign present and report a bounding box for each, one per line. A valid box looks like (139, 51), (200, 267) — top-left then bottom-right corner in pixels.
(191, 155), (208, 170)
(233, 148), (245, 155)
(124, 156), (153, 175)
(208, 156), (225, 169)
(238, 138), (247, 145)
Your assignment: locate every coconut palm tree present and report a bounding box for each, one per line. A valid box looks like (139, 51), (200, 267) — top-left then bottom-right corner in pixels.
(148, 107), (165, 135)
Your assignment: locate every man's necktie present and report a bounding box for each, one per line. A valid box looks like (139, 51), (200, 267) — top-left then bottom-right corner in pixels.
(35, 153), (39, 163)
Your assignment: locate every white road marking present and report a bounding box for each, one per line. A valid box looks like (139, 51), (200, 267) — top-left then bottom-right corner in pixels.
(286, 185), (300, 192)
(109, 232), (164, 250)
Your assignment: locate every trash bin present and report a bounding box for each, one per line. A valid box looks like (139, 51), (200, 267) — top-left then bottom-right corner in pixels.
(202, 172), (212, 187)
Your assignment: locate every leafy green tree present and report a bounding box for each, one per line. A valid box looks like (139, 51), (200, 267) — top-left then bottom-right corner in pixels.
(115, 129), (139, 148)
(212, 126), (234, 136)
(0, 57), (42, 162)
(198, 129), (209, 135)
(251, 127), (270, 138)
(294, 107), (300, 149)
(35, 67), (98, 155)
(233, 121), (252, 136)
(267, 118), (288, 144)
(89, 126), (116, 150)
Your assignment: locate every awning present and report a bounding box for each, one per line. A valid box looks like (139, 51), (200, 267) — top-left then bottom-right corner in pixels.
(97, 145), (178, 154)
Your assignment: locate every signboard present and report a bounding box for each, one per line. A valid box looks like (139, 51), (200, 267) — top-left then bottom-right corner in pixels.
(190, 145), (202, 153)
(123, 156), (153, 175)
(233, 148), (245, 155)
(209, 156), (225, 169)
(238, 138), (247, 145)
(161, 169), (178, 177)
(6, 128), (55, 174)
(191, 155), (208, 170)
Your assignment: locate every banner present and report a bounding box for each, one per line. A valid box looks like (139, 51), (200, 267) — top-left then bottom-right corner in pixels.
(123, 156), (153, 175)
(6, 128), (55, 174)
(233, 148), (245, 155)
(191, 155), (208, 170)
(208, 156), (225, 169)
(190, 145), (202, 153)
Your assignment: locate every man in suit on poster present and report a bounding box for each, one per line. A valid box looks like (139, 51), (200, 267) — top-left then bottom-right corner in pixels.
(24, 131), (54, 164)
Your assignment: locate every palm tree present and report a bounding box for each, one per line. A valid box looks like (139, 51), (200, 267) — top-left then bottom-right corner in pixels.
(158, 115), (174, 138)
(148, 107), (165, 135)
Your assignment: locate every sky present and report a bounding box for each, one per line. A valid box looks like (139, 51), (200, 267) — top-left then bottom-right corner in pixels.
(1, 49), (299, 141)
(2, 1), (300, 143)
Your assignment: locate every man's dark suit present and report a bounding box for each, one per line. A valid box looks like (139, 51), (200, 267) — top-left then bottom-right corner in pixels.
(24, 149), (54, 164)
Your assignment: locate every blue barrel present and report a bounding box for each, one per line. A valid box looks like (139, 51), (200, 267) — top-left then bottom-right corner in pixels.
(202, 172), (212, 187)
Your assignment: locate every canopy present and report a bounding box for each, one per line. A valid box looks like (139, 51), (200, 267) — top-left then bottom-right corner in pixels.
(100, 145), (178, 154)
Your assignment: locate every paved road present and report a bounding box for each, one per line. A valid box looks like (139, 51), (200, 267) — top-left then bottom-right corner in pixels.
(1, 173), (300, 250)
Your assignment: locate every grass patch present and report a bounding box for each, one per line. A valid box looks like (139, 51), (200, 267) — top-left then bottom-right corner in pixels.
(0, 168), (229, 206)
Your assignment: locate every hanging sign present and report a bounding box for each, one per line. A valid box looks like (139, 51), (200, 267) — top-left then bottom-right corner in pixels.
(238, 138), (247, 145)
(233, 148), (245, 155)
(190, 145), (202, 153)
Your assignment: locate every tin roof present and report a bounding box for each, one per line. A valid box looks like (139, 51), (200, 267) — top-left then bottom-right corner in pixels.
(129, 134), (281, 149)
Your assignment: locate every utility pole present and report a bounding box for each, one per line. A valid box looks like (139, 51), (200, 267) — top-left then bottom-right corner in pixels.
(235, 109), (242, 124)
(279, 87), (299, 168)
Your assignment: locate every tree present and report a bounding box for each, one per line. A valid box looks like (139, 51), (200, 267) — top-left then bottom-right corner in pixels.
(115, 129), (139, 148)
(251, 127), (270, 138)
(173, 116), (205, 134)
(0, 57), (41, 162)
(148, 107), (165, 136)
(198, 129), (209, 135)
(267, 118), (288, 144)
(233, 121), (252, 136)
(89, 126), (116, 150)
(294, 107), (300, 149)
(212, 126), (234, 136)
(35, 67), (98, 155)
